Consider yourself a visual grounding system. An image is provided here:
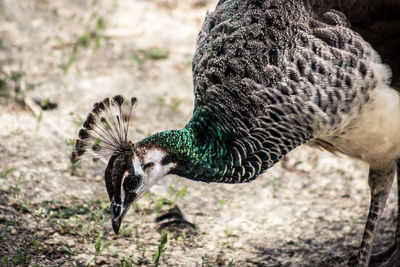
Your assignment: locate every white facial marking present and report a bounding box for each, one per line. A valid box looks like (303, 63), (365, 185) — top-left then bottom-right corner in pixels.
(120, 188), (125, 205)
(132, 148), (176, 200)
(120, 171), (129, 206)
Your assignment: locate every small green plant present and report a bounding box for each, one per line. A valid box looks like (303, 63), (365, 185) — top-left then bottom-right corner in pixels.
(68, 160), (80, 175)
(224, 228), (235, 237)
(0, 167), (15, 179)
(156, 92), (185, 113)
(9, 173), (23, 198)
(201, 254), (213, 267)
(166, 185), (188, 201)
(7, 208), (46, 266)
(174, 185), (187, 200)
(66, 138), (80, 174)
(65, 138), (75, 148)
(17, 201), (30, 213)
(228, 259), (236, 267)
(87, 199), (111, 226)
(157, 92), (168, 110)
(0, 69), (30, 98)
(141, 47), (169, 60)
(118, 225), (133, 237)
(136, 245), (147, 265)
(153, 232), (168, 267)
(170, 98), (184, 112)
(9, 70), (26, 94)
(156, 185), (187, 213)
(0, 78), (7, 97)
(1, 256), (10, 266)
(1, 249), (29, 266)
(31, 208), (46, 241)
(49, 202), (90, 220)
(95, 17), (105, 47)
(62, 15), (106, 71)
(271, 177), (281, 198)
(87, 232), (113, 266)
(118, 255), (134, 267)
(40, 98), (50, 109)
(61, 243), (75, 256)
(132, 202), (140, 213)
(131, 47), (169, 66)
(131, 51), (143, 65)
(177, 231), (186, 241)
(36, 111), (43, 129)
(69, 111), (84, 127)
(45, 198), (110, 236)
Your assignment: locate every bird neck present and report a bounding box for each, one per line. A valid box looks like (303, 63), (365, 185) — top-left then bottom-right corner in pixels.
(140, 107), (311, 183)
(139, 107), (230, 182)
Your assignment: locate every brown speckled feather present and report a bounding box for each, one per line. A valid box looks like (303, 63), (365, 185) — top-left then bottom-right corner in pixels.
(311, 0), (400, 88)
(193, 0), (381, 138)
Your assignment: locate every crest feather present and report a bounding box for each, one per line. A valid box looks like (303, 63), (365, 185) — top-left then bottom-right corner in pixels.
(71, 95), (136, 163)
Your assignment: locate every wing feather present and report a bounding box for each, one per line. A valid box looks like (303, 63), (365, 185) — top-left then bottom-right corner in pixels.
(311, 0), (400, 88)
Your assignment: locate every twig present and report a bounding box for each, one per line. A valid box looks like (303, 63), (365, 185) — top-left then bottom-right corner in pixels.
(24, 96), (69, 139)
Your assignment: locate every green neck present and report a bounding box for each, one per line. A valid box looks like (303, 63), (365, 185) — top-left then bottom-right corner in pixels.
(140, 107), (310, 183)
(140, 108), (233, 182)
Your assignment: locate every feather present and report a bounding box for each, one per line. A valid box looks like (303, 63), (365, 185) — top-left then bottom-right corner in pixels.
(71, 96), (136, 163)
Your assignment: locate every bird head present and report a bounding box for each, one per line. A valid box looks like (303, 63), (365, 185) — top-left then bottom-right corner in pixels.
(105, 148), (136, 234)
(72, 95), (175, 234)
(105, 145), (173, 234)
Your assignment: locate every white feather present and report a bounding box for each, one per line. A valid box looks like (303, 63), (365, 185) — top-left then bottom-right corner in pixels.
(322, 62), (400, 169)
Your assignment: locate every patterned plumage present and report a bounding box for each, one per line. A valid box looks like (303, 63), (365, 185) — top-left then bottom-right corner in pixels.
(73, 0), (400, 266)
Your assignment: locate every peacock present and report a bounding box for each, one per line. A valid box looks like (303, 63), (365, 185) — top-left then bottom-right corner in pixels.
(72, 0), (400, 266)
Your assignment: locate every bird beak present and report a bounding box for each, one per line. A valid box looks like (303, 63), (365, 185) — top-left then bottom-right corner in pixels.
(112, 214), (122, 235)
(110, 199), (131, 235)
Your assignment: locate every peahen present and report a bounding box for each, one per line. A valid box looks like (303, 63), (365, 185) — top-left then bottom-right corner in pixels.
(72, 0), (400, 266)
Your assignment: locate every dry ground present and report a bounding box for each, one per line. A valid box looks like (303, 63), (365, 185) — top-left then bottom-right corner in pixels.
(0, 0), (397, 266)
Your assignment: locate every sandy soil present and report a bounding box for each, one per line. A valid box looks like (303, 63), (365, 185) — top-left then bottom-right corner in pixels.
(0, 0), (397, 266)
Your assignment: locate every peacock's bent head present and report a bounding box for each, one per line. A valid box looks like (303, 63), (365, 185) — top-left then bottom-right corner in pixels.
(104, 148), (136, 234)
(108, 145), (175, 233)
(72, 95), (175, 234)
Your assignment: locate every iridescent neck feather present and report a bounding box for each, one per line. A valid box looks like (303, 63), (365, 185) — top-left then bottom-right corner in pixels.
(139, 107), (310, 183)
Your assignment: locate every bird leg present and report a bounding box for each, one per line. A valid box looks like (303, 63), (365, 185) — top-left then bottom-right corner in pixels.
(369, 161), (400, 267)
(353, 163), (396, 267)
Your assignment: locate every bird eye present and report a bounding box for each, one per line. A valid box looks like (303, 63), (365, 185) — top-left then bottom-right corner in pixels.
(123, 174), (140, 191)
(143, 162), (154, 170)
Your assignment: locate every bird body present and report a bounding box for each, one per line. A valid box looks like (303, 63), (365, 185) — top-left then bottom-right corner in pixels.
(318, 74), (400, 169)
(73, 0), (400, 266)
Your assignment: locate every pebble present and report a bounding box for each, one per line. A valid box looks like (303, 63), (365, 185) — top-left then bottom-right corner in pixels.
(233, 241), (243, 249)
(342, 225), (352, 234)
(75, 259), (86, 267)
(95, 256), (107, 266)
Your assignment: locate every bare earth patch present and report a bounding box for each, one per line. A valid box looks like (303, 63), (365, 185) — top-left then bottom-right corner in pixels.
(0, 0), (397, 266)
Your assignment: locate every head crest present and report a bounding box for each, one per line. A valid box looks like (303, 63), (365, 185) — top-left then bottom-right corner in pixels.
(71, 95), (137, 163)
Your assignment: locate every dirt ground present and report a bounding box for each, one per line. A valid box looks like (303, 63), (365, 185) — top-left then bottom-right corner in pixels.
(0, 0), (398, 266)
